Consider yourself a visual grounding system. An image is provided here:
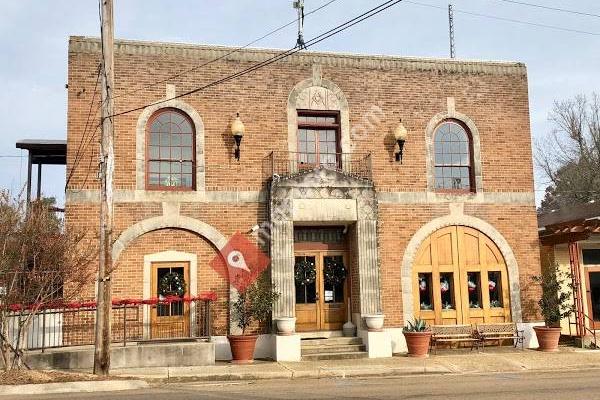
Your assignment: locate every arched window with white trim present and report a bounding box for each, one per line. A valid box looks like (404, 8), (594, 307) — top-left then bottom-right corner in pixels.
(433, 120), (473, 192)
(146, 108), (195, 190)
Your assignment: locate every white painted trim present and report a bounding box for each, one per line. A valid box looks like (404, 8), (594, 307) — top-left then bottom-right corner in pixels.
(401, 214), (523, 324)
(142, 251), (198, 339)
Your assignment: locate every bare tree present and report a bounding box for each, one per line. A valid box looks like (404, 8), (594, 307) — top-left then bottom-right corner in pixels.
(536, 93), (600, 212)
(0, 191), (95, 370)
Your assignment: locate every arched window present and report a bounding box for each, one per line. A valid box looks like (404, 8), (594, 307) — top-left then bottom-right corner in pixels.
(146, 109), (195, 190)
(433, 121), (473, 192)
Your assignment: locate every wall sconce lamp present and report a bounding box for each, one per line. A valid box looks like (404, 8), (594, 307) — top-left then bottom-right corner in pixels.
(393, 119), (408, 163)
(231, 112), (245, 161)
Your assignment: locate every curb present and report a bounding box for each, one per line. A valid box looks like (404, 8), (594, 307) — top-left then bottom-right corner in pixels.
(125, 366), (451, 384)
(0, 380), (149, 396)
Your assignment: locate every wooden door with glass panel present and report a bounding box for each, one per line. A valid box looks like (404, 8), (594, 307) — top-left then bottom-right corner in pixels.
(413, 226), (511, 326)
(150, 262), (190, 338)
(583, 248), (600, 330)
(295, 252), (348, 332)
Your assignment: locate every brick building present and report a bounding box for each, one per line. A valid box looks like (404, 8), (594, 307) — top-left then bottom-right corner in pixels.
(65, 36), (542, 358)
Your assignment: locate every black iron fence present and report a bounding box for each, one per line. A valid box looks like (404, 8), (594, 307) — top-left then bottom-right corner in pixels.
(269, 151), (372, 181)
(2, 297), (214, 352)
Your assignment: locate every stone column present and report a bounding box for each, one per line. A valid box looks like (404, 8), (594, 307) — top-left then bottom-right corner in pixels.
(356, 219), (382, 315)
(270, 219), (295, 318)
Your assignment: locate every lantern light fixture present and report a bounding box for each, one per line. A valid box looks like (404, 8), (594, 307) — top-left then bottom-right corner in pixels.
(393, 119), (408, 163)
(231, 112), (245, 161)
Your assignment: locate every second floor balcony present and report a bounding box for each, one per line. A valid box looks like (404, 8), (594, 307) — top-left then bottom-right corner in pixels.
(268, 151), (372, 182)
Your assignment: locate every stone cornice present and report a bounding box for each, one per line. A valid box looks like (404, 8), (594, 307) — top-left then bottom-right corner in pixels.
(69, 36), (527, 76)
(66, 189), (535, 205)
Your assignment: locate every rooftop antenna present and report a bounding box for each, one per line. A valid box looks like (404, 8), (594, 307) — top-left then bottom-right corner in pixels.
(293, 0), (306, 49)
(448, 3), (456, 58)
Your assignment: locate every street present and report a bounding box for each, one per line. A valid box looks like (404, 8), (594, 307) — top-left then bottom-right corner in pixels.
(6, 369), (600, 400)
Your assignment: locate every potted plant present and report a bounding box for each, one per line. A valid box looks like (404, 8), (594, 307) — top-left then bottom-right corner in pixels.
(403, 317), (431, 357)
(531, 261), (573, 352)
(228, 273), (279, 363)
(364, 314), (385, 331)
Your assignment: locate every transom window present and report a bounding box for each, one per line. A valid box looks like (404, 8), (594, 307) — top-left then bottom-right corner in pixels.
(146, 109), (195, 190)
(433, 121), (473, 192)
(297, 111), (340, 166)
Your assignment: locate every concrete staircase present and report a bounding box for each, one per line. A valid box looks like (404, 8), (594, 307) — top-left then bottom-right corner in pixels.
(300, 336), (368, 361)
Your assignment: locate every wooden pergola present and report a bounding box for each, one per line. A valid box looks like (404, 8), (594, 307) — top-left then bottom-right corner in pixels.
(539, 202), (600, 338)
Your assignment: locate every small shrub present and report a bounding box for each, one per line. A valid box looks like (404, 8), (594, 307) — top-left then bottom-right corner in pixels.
(403, 317), (430, 333)
(531, 261), (574, 327)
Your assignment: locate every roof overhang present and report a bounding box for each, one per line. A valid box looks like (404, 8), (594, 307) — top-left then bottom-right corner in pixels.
(16, 139), (66, 165)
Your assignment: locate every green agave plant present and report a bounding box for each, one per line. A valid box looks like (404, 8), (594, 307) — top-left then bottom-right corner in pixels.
(403, 317), (430, 333)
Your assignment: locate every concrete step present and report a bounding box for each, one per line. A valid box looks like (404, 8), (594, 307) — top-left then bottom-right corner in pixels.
(301, 344), (366, 355)
(301, 337), (362, 346)
(301, 351), (368, 361)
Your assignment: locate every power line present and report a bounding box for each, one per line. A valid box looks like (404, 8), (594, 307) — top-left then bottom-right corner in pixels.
(405, 1), (600, 37)
(495, 0), (600, 19)
(109, 0), (404, 119)
(66, 0), (341, 190)
(65, 63), (102, 190)
(110, 0), (340, 101)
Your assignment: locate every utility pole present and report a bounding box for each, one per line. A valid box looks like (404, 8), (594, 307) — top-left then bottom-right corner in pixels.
(448, 3), (456, 59)
(94, 0), (114, 376)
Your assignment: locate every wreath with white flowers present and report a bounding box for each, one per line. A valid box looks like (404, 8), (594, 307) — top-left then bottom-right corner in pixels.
(158, 272), (186, 297)
(294, 259), (316, 286)
(323, 258), (347, 286)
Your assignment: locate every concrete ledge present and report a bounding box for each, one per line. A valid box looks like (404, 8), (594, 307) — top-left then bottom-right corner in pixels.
(24, 341), (215, 370)
(0, 380), (149, 396)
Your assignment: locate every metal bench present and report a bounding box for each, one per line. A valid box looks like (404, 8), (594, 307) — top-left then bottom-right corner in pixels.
(476, 322), (524, 350)
(430, 324), (480, 354)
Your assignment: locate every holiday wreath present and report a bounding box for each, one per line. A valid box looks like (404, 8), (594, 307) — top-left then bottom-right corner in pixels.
(158, 272), (187, 297)
(294, 259), (316, 286)
(323, 258), (347, 285)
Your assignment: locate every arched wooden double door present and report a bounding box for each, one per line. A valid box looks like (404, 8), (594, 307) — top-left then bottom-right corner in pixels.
(413, 226), (511, 325)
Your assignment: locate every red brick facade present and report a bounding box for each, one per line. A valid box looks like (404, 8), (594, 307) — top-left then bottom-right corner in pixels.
(66, 37), (541, 336)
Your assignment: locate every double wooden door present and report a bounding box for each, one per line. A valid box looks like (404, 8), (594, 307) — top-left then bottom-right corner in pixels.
(413, 226), (511, 326)
(295, 251), (348, 332)
(150, 262), (190, 338)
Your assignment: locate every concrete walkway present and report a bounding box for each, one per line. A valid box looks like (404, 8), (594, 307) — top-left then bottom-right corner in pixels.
(110, 347), (600, 383)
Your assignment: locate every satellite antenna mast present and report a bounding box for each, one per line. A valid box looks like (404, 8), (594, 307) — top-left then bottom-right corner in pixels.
(293, 0), (306, 49)
(448, 3), (456, 58)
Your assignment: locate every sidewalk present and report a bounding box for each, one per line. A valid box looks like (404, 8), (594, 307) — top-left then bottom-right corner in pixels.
(111, 347), (600, 383)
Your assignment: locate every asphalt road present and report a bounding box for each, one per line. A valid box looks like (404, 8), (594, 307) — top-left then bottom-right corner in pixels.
(6, 369), (600, 400)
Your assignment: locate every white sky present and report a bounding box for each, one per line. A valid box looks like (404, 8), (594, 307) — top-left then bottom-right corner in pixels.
(1, 0), (599, 206)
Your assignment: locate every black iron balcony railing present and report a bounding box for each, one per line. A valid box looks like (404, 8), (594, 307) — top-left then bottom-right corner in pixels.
(269, 151), (372, 181)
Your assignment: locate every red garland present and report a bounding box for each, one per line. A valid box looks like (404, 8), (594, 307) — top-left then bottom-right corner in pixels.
(5, 291), (218, 311)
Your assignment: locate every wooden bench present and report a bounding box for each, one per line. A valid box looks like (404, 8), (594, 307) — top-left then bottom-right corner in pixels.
(430, 324), (480, 354)
(475, 322), (524, 350)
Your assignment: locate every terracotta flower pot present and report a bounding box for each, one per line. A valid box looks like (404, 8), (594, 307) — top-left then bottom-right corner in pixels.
(404, 331), (432, 358)
(228, 334), (258, 364)
(533, 326), (561, 352)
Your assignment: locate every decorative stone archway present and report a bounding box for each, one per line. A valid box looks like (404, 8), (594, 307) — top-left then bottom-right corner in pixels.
(287, 65), (351, 154)
(425, 98), (483, 193)
(270, 167), (381, 320)
(135, 95), (206, 191)
(112, 215), (228, 264)
(400, 212), (523, 324)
